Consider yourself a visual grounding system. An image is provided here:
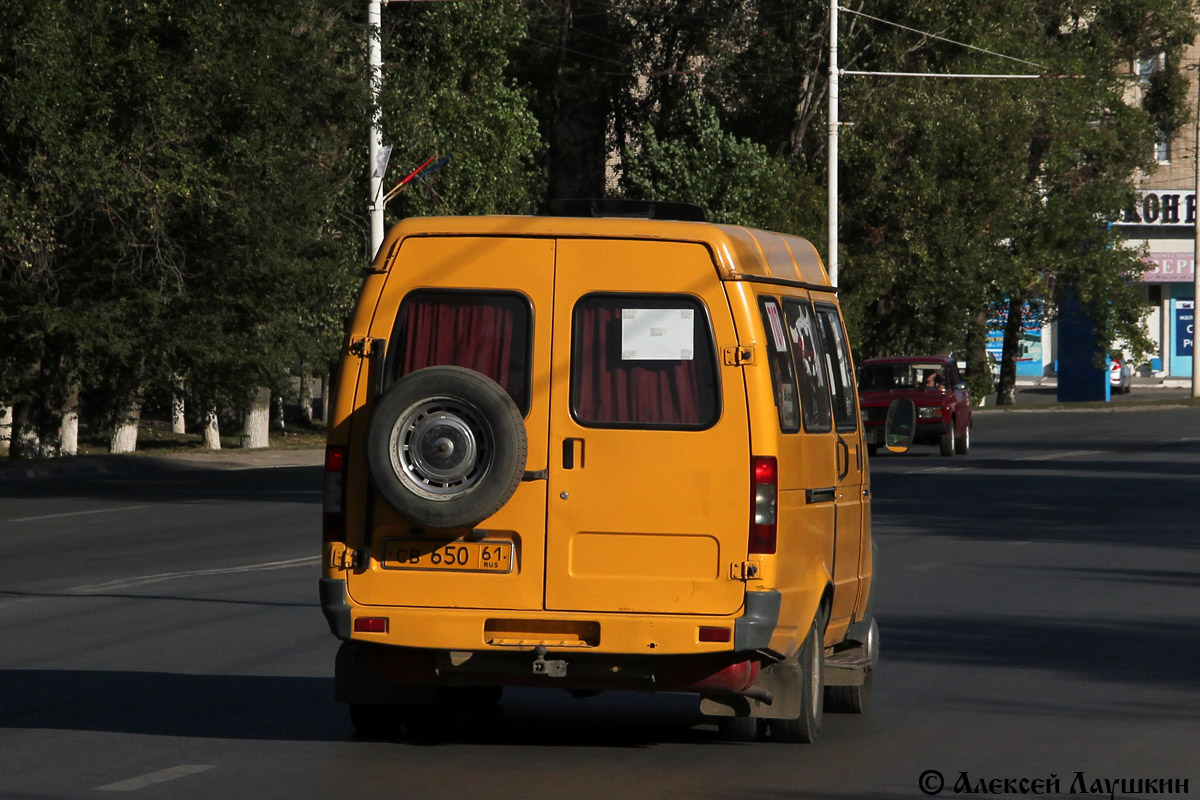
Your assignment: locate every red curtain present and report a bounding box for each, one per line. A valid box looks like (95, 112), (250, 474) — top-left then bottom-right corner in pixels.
(394, 295), (528, 408)
(574, 301), (711, 426)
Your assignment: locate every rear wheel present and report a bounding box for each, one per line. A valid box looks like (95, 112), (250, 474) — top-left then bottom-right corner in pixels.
(825, 619), (878, 714)
(348, 703), (402, 738)
(717, 716), (764, 742)
(448, 685), (504, 708)
(400, 686), (504, 741)
(769, 618), (824, 743)
(939, 420), (956, 457)
(397, 704), (454, 742)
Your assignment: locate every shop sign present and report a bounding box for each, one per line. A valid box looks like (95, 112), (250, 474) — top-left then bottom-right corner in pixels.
(1142, 252), (1194, 282)
(1118, 190), (1197, 226)
(1177, 301), (1194, 357)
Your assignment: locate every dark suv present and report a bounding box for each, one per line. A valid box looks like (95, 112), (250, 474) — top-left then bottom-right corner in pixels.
(858, 356), (972, 457)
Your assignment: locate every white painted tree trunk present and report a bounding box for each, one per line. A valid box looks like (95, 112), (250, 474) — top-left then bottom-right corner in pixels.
(298, 366), (314, 425)
(11, 400), (40, 458)
(320, 372), (330, 425)
(243, 387), (270, 448)
(110, 399), (141, 454)
(172, 393), (186, 434)
(60, 384), (80, 456)
(202, 404), (221, 450)
(0, 405), (12, 454)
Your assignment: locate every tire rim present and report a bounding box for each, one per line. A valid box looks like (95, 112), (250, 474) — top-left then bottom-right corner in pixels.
(388, 397), (493, 499)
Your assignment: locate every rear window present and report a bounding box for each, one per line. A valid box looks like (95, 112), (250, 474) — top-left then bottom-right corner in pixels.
(386, 290), (532, 414)
(859, 362), (947, 392)
(571, 294), (719, 429)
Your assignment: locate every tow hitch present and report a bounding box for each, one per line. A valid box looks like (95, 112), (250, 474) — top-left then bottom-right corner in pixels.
(531, 646), (568, 677)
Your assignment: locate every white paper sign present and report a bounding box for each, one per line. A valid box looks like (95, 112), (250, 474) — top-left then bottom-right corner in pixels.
(620, 308), (695, 360)
(765, 304), (787, 352)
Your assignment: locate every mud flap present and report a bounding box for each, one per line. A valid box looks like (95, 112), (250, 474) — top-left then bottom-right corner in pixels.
(699, 651), (803, 721)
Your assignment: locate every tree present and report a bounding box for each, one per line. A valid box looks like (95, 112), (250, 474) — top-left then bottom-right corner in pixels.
(621, 96), (820, 231)
(0, 0), (368, 456)
(822, 1), (1195, 402)
(377, 1), (542, 219)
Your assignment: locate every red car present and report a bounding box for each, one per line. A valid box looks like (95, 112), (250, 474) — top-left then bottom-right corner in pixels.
(858, 356), (972, 456)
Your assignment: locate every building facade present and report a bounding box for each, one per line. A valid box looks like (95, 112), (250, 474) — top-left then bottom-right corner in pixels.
(1118, 41), (1200, 379)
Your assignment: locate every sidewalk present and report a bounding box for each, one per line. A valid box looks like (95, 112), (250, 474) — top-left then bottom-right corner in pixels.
(987, 376), (1196, 406)
(1015, 376), (1194, 389)
(0, 446), (324, 482)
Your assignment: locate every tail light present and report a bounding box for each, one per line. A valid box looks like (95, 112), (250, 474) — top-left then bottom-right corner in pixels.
(323, 445), (347, 544)
(749, 456), (777, 554)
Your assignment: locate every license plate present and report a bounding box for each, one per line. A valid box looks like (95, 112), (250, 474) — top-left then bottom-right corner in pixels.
(382, 538), (513, 573)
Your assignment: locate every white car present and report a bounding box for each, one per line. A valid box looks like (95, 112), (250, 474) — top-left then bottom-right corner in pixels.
(1109, 356), (1132, 394)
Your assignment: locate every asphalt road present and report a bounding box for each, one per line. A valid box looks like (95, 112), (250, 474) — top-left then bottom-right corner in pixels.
(1, 406), (1197, 800)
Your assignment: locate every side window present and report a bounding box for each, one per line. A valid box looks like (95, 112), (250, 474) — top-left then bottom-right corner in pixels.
(572, 294), (719, 429)
(947, 362), (962, 387)
(782, 298), (832, 433)
(758, 297), (800, 432)
(815, 304), (858, 433)
(387, 290), (532, 414)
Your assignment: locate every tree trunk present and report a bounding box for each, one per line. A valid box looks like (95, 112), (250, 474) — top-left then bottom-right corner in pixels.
(321, 362), (334, 426)
(298, 364), (314, 426)
(202, 403), (221, 450)
(10, 399), (40, 459)
(172, 389), (186, 434)
(995, 293), (1026, 406)
(34, 359), (68, 458)
(962, 311), (993, 404)
(243, 387), (271, 448)
(110, 397), (141, 453)
(0, 405), (12, 455)
(60, 383), (80, 456)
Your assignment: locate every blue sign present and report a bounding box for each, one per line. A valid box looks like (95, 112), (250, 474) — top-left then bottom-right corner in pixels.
(1177, 302), (1194, 357)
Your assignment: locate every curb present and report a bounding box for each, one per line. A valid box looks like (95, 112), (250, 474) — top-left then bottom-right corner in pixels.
(0, 448), (324, 482)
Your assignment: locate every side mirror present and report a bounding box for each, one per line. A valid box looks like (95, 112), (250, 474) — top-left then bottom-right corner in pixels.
(884, 398), (916, 453)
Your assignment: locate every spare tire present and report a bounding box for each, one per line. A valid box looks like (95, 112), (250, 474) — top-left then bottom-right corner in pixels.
(366, 366), (527, 528)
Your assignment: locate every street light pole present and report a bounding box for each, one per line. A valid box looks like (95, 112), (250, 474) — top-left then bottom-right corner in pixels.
(368, 0), (386, 261)
(828, 0), (839, 289)
(1193, 61), (1200, 398)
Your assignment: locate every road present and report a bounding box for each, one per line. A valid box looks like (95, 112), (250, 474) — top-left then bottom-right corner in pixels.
(1, 406), (1197, 800)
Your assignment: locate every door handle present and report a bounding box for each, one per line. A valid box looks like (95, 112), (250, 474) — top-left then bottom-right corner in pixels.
(836, 437), (850, 481)
(562, 438), (584, 469)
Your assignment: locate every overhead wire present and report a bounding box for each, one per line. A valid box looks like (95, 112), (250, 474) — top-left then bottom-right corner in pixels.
(837, 5), (1050, 72)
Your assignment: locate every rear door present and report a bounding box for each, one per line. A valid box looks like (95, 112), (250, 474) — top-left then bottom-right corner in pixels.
(347, 235), (555, 611)
(544, 238), (750, 616)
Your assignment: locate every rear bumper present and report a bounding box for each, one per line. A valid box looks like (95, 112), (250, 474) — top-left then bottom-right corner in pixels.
(334, 638), (768, 702)
(320, 578), (779, 656)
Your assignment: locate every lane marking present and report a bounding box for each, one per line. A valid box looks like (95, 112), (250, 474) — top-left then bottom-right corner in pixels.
(71, 555), (320, 594)
(4, 505), (149, 524)
(95, 764), (214, 791)
(1017, 450), (1101, 462)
